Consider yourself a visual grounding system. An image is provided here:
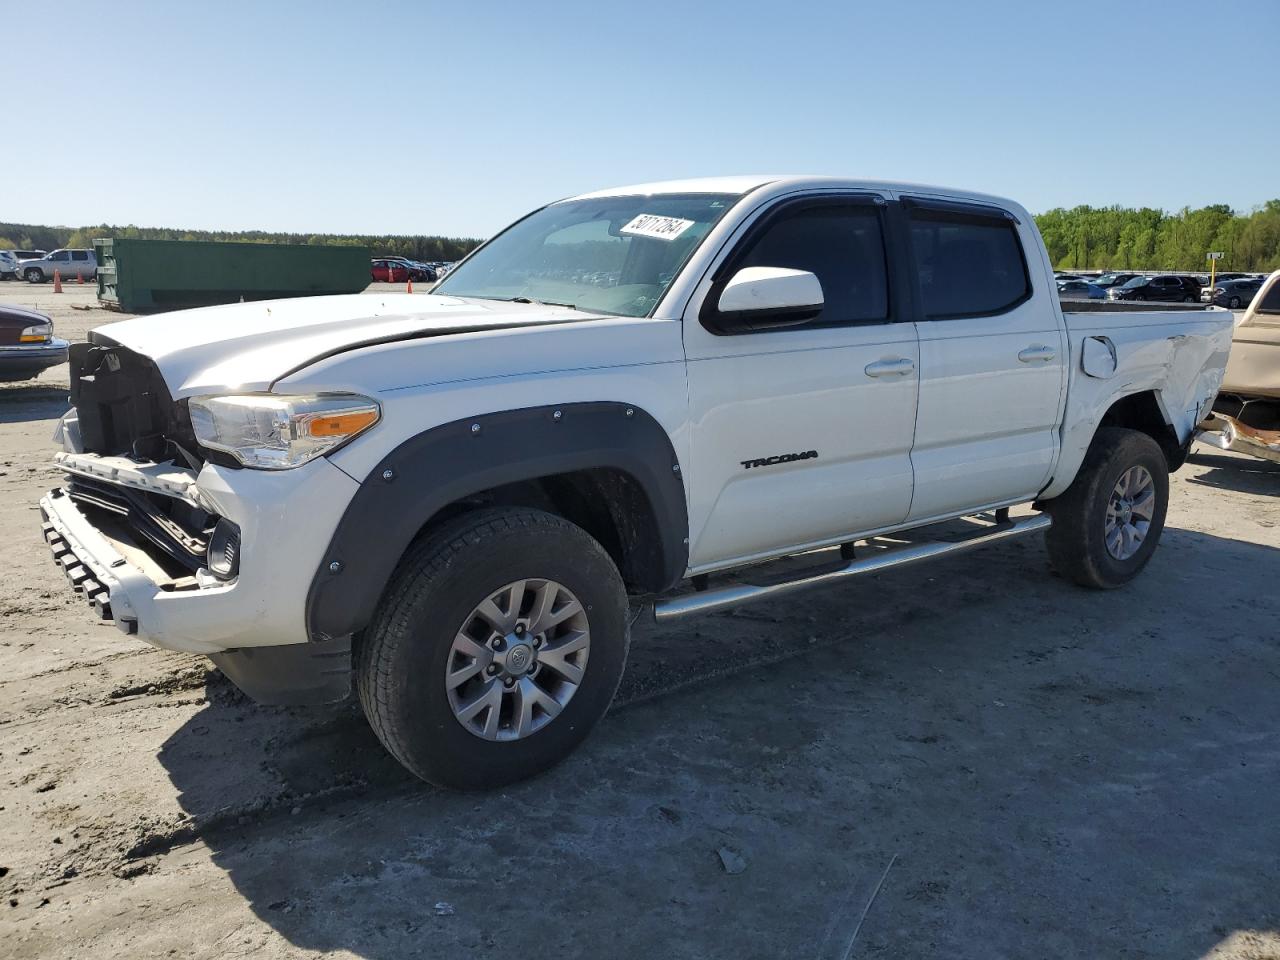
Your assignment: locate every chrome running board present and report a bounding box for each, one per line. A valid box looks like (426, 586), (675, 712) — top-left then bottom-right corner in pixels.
(652, 512), (1052, 623)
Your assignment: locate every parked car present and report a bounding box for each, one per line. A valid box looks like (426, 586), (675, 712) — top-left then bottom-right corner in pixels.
(1090, 272), (1140, 289)
(21, 248), (97, 283)
(371, 259), (413, 283)
(1201, 277), (1263, 309)
(1107, 274), (1201, 302)
(0, 251), (18, 281)
(1057, 279), (1105, 299)
(40, 176), (1232, 790)
(394, 257), (438, 282)
(0, 304), (69, 381)
(1197, 270), (1280, 461)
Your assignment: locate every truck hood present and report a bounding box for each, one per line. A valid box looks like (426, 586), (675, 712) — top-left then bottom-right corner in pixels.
(92, 293), (597, 398)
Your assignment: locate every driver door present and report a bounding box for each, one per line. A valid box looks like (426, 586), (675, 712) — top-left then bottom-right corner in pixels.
(681, 193), (919, 571)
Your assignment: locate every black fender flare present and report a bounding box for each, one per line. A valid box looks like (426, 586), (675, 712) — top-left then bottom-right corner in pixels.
(306, 401), (689, 640)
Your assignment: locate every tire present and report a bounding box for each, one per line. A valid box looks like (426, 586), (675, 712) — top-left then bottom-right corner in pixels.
(1043, 427), (1169, 589)
(24, 267), (44, 283)
(1229, 296), (1241, 309)
(1181, 295), (1192, 303)
(357, 506), (630, 790)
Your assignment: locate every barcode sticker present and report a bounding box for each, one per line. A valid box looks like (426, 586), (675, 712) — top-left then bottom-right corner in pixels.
(620, 214), (695, 242)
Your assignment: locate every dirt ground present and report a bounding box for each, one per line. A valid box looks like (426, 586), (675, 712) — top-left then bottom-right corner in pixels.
(1, 282), (1278, 959)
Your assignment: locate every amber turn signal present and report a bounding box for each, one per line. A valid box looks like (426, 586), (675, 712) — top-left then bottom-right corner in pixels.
(306, 410), (380, 438)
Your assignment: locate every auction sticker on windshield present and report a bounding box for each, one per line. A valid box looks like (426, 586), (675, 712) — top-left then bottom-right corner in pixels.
(620, 214), (695, 242)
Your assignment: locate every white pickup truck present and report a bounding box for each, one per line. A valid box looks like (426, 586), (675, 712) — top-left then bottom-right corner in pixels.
(40, 177), (1233, 789)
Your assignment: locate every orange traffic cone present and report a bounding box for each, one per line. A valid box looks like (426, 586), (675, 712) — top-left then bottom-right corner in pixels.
(77, 271), (85, 284)
(53, 270), (63, 293)
(406, 276), (413, 294)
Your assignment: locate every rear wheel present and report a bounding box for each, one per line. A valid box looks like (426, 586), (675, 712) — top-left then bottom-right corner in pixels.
(1044, 427), (1169, 589)
(357, 507), (630, 790)
(24, 267), (43, 283)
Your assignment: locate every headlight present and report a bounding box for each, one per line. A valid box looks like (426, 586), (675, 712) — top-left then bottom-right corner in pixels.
(188, 393), (380, 469)
(20, 323), (51, 343)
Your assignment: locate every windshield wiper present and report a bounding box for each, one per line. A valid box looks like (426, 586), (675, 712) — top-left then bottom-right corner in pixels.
(506, 296), (579, 310)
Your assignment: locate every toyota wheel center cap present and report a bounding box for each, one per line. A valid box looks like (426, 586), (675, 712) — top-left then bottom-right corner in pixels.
(506, 643), (533, 672)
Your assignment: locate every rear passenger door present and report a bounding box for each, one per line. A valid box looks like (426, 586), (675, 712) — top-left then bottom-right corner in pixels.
(682, 193), (920, 569)
(902, 196), (1067, 522)
(1152, 277), (1180, 301)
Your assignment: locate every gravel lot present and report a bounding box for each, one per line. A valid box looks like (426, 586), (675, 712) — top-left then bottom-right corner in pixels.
(1, 282), (1278, 958)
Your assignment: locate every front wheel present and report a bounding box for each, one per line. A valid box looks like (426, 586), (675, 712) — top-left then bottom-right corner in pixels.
(24, 268), (44, 283)
(1043, 427), (1169, 589)
(357, 507), (630, 790)
(1229, 296), (1241, 309)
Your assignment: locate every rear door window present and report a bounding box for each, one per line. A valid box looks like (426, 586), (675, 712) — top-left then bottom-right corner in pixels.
(907, 205), (1029, 319)
(71, 251), (89, 261)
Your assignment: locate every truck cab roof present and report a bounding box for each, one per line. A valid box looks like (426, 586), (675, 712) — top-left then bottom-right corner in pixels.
(568, 176), (1027, 217)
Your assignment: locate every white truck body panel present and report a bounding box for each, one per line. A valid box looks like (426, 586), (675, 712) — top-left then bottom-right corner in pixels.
(1041, 310), (1231, 499)
(43, 176), (1234, 656)
(94, 293), (599, 399)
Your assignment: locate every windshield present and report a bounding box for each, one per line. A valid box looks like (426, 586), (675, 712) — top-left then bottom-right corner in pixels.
(1120, 276), (1149, 288)
(435, 193), (739, 317)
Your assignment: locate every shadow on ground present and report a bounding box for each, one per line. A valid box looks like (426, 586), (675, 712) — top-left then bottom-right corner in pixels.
(1186, 449), (1280, 496)
(156, 527), (1280, 959)
(0, 387), (69, 425)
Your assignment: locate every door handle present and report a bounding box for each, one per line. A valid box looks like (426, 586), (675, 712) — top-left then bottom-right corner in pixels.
(1018, 345), (1056, 363)
(864, 358), (915, 378)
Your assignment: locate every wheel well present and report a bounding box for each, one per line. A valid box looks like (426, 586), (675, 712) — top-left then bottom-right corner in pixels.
(1099, 391), (1185, 470)
(415, 467), (669, 594)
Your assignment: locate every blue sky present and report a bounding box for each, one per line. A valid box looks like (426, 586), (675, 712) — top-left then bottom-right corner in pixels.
(9, 0), (1277, 237)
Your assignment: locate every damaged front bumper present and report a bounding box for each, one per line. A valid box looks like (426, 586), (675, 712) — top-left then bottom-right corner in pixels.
(39, 448), (362, 704)
(1195, 413), (1280, 463)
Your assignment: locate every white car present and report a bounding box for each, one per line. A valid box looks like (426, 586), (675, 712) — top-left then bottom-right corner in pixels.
(39, 176), (1233, 789)
(0, 250), (19, 280)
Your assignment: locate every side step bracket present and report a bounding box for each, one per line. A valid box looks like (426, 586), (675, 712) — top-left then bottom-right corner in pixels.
(653, 512), (1052, 624)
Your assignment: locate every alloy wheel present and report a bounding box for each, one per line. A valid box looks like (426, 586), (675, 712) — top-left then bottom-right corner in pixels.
(445, 578), (590, 741)
(1104, 465), (1155, 560)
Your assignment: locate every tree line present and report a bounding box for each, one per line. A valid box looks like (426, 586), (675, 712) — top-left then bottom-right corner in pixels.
(0, 222), (482, 263)
(1034, 201), (1280, 273)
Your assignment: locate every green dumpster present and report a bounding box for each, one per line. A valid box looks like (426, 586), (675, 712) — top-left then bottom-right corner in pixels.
(93, 238), (371, 313)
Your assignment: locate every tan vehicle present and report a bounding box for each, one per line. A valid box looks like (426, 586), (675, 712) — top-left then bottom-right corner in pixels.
(1198, 270), (1280, 461)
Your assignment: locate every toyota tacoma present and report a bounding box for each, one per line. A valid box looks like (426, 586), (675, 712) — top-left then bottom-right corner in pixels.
(39, 177), (1233, 789)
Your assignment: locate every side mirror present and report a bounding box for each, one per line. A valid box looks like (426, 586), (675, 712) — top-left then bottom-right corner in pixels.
(712, 267), (823, 331)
